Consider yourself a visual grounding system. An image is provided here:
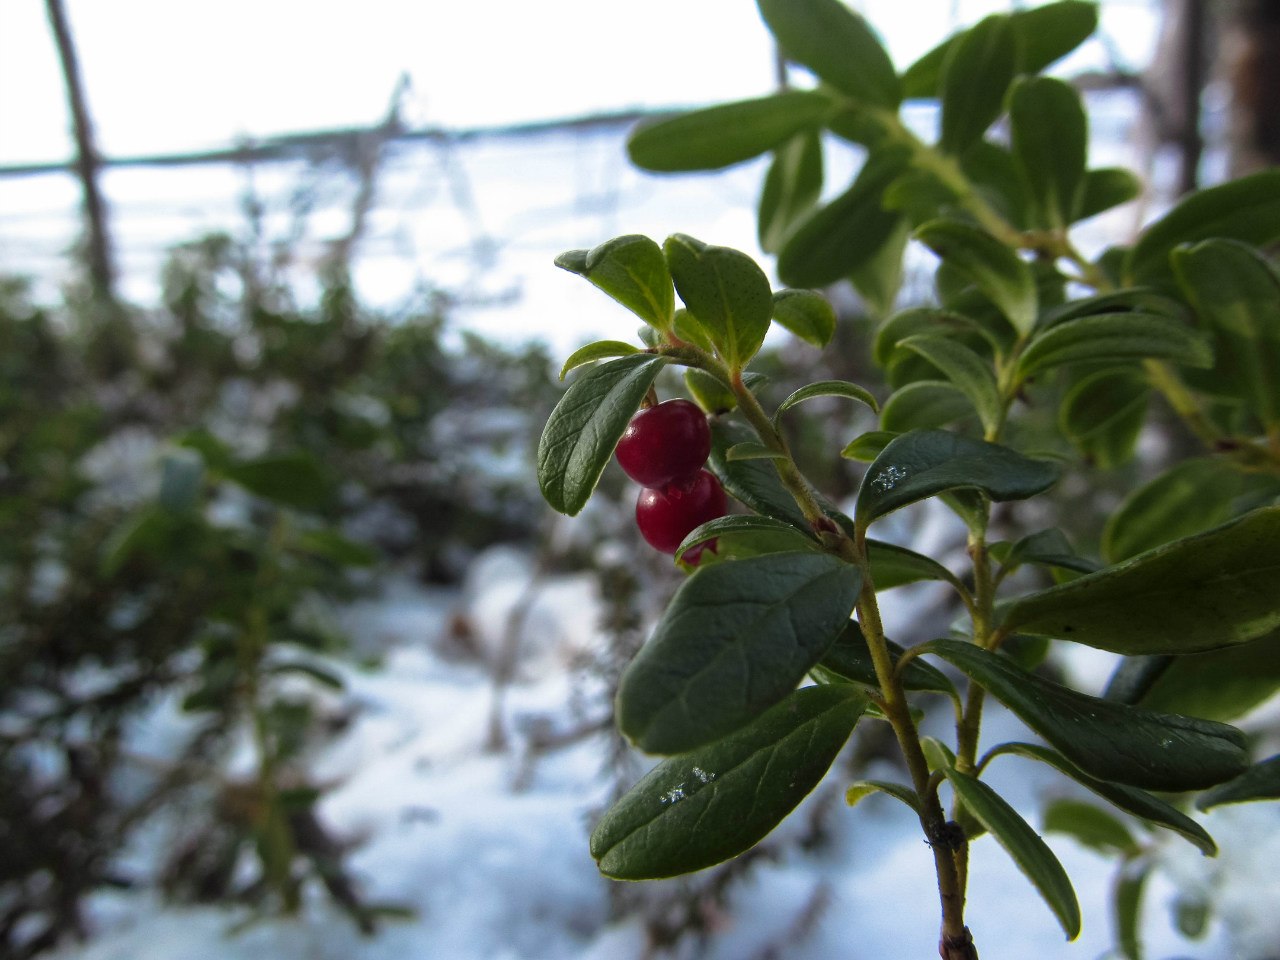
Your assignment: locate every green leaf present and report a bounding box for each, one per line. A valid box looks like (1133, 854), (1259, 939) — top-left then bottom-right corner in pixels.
(960, 142), (1034, 230)
(1016, 313), (1212, 380)
(291, 529), (377, 567)
(592, 685), (867, 879)
(627, 90), (834, 173)
(1076, 167), (1142, 223)
(914, 219), (1037, 334)
(268, 660), (344, 690)
(1126, 169), (1280, 284)
(777, 150), (908, 288)
(991, 742), (1217, 855)
(725, 441), (785, 462)
(1138, 626), (1280, 723)
(709, 419), (809, 528)
(684, 369), (736, 415)
(902, 1), (1098, 99)
(1114, 861), (1150, 960)
(158, 451), (204, 514)
(756, 0), (900, 108)
(924, 639), (1249, 791)
(939, 15), (1017, 155)
(874, 307), (985, 367)
(1171, 239), (1280, 427)
(1042, 798), (1140, 856)
(759, 131), (824, 254)
(226, 453), (331, 512)
(558, 340), (641, 380)
(677, 514), (819, 560)
(1009, 76), (1087, 228)
(898, 335), (1001, 435)
(841, 430), (897, 462)
(1059, 368), (1150, 468)
(1103, 458), (1253, 563)
(100, 507), (182, 577)
(775, 379), (878, 425)
(770, 289), (836, 348)
(927, 742), (1081, 940)
(855, 429), (1060, 530)
(819, 621), (956, 696)
(880, 381), (975, 433)
(665, 234), (773, 368)
(1003, 506), (1280, 655)
(672, 308), (715, 352)
(1196, 754), (1280, 810)
(867, 538), (962, 591)
(846, 779), (920, 813)
(537, 354), (668, 515)
(849, 216), (910, 317)
(555, 235), (674, 331)
(617, 552), (861, 754)
(1000, 528), (1100, 576)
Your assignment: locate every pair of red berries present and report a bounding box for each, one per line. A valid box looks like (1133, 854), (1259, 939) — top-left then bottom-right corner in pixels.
(615, 399), (726, 558)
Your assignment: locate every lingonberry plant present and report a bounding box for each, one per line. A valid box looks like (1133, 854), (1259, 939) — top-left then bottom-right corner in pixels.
(538, 1), (1280, 956)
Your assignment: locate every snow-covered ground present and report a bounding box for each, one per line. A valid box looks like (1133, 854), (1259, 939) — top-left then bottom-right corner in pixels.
(44, 546), (1280, 960)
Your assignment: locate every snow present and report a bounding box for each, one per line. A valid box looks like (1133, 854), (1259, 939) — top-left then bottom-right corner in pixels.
(47, 547), (1278, 960)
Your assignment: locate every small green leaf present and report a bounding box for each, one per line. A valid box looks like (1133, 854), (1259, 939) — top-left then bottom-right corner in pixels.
(1196, 754), (1280, 810)
(775, 380), (879, 425)
(555, 235), (674, 331)
(880, 381), (974, 433)
(100, 507), (182, 577)
(268, 660), (344, 690)
(856, 429), (1060, 530)
(1042, 798), (1140, 857)
(710, 420), (809, 528)
(1171, 239), (1280, 428)
(898, 335), (1001, 435)
(759, 131), (824, 254)
(592, 685), (867, 879)
(291, 529), (378, 567)
(627, 90), (834, 173)
(778, 150), (909, 288)
(874, 307), (984, 368)
(914, 219), (1037, 334)
(999, 528), (1099, 576)
(819, 621), (956, 696)
(226, 452), (331, 512)
(846, 779), (920, 813)
(849, 217), (910, 317)
(1114, 861), (1150, 960)
(726, 441), (785, 462)
(929, 744), (1082, 940)
(1139, 626), (1280, 723)
(1016, 313), (1212, 380)
(558, 340), (641, 380)
(771, 289), (836, 348)
(665, 234), (773, 368)
(684, 369), (736, 414)
(1059, 368), (1150, 468)
(617, 552), (861, 754)
(1003, 506), (1280, 655)
(1126, 168), (1280, 284)
(1009, 76), (1087, 228)
(1076, 167), (1142, 223)
(841, 430), (897, 462)
(537, 354), (668, 515)
(924, 639), (1249, 791)
(677, 514), (819, 560)
(756, 0), (900, 108)
(990, 742), (1216, 855)
(867, 538), (962, 591)
(939, 15), (1017, 155)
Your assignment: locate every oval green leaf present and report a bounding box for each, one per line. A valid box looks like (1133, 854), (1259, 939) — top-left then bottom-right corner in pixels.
(775, 379), (879, 423)
(555, 234), (674, 331)
(1196, 754), (1280, 810)
(665, 234), (773, 369)
(710, 419), (809, 528)
(770, 289), (837, 348)
(1138, 626), (1280, 724)
(939, 14), (1016, 155)
(898, 335), (1001, 436)
(226, 453), (331, 512)
(1009, 76), (1087, 228)
(759, 131), (824, 254)
(558, 339), (641, 380)
(537, 354), (668, 515)
(1016, 313), (1212, 380)
(677, 514), (819, 559)
(819, 621), (956, 696)
(914, 219), (1037, 335)
(1042, 798), (1140, 857)
(1075, 167), (1142, 223)
(1059, 367), (1150, 469)
(617, 552), (861, 754)
(880, 380), (975, 433)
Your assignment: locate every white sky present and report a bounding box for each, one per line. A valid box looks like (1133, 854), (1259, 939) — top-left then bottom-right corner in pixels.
(0, 1), (1157, 166)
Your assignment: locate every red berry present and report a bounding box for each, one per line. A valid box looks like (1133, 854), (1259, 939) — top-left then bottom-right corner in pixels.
(635, 469), (727, 555)
(615, 399), (711, 488)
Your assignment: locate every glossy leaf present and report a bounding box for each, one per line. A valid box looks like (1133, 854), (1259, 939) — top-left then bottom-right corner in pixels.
(914, 219), (1037, 334)
(1139, 626), (1280, 723)
(775, 379), (878, 424)
(756, 0), (900, 108)
(558, 340), (641, 380)
(1009, 76), (1087, 228)
(725, 442), (784, 462)
(1003, 506), (1280, 655)
(846, 779), (920, 813)
(555, 235), (674, 331)
(927, 742), (1081, 940)
(1043, 798), (1140, 856)
(617, 552), (861, 754)
(1076, 167), (1142, 223)
(778, 150), (908, 288)
(677, 514), (818, 559)
(1126, 168), (1280, 284)
(673, 307), (715, 353)
(991, 741), (1216, 855)
(855, 429), (1060, 529)
(592, 685), (868, 878)
(939, 15), (1016, 155)
(665, 234), (772, 369)
(710, 420), (808, 528)
(1196, 754), (1280, 810)
(819, 621), (956, 696)
(1171, 238), (1280, 427)
(880, 381), (974, 433)
(898, 335), (1001, 435)
(1016, 313), (1212, 380)
(867, 538), (962, 591)
(1059, 368), (1149, 468)
(874, 307), (984, 368)
(1000, 528), (1099, 576)
(841, 430), (897, 463)
(759, 131), (824, 254)
(771, 289), (836, 348)
(627, 90), (834, 172)
(924, 639), (1249, 791)
(226, 453), (331, 511)
(537, 354), (668, 515)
